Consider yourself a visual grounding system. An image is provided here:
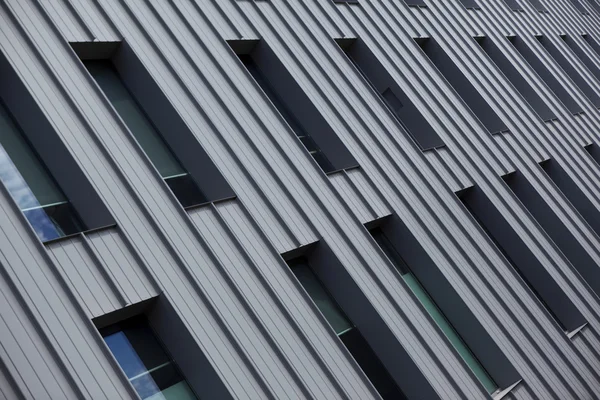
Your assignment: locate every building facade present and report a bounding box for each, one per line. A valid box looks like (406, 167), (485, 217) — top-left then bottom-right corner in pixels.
(1, 0), (600, 398)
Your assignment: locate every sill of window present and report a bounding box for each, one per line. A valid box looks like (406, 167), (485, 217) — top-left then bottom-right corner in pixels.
(567, 323), (588, 339)
(325, 165), (361, 176)
(183, 195), (237, 211)
(43, 223), (118, 245)
(492, 380), (522, 400)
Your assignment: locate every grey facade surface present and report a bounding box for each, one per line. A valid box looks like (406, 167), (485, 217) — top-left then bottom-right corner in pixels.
(2, 0), (600, 398)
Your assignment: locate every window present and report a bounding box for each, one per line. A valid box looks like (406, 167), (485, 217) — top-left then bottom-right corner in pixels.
(403, 0), (426, 6)
(370, 227), (497, 394)
(502, 0), (523, 11)
(416, 38), (507, 134)
(503, 171), (600, 299)
(508, 36), (582, 114)
(568, 0), (588, 13)
(0, 100), (84, 241)
(540, 158), (600, 238)
(287, 257), (407, 400)
(475, 36), (556, 121)
(458, 185), (586, 333)
(527, 0), (548, 12)
(100, 316), (198, 400)
(561, 35), (600, 82)
(229, 40), (358, 174)
(85, 61), (206, 208)
(459, 0), (480, 10)
(336, 38), (445, 151)
(536, 36), (600, 107)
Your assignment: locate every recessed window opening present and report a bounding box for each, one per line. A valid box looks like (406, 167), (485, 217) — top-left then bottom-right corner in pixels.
(85, 61), (207, 208)
(100, 316), (199, 400)
(370, 227), (497, 394)
(287, 256), (407, 400)
(0, 100), (84, 241)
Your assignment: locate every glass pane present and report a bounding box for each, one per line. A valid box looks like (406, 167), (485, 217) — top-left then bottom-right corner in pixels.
(102, 318), (198, 400)
(85, 61), (185, 179)
(290, 259), (353, 335)
(0, 102), (65, 208)
(403, 273), (497, 394)
(0, 101), (83, 241)
(165, 174), (207, 208)
(340, 329), (407, 400)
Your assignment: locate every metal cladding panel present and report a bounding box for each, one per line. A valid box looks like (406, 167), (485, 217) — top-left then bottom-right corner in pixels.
(1, 0), (600, 399)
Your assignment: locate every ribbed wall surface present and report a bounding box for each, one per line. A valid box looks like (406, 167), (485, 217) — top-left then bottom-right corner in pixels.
(1, 0), (600, 399)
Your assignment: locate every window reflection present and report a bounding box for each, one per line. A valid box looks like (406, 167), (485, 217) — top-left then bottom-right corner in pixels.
(0, 100), (83, 241)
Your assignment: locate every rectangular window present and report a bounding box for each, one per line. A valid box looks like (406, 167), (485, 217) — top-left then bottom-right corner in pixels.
(85, 61), (207, 208)
(503, 171), (600, 299)
(417, 38), (507, 134)
(562, 35), (600, 82)
(536, 36), (600, 107)
(527, 0), (548, 12)
(287, 257), (407, 400)
(540, 158), (600, 238)
(337, 39), (445, 151)
(568, 0), (588, 13)
(502, 0), (523, 11)
(0, 100), (84, 241)
(403, 0), (426, 6)
(459, 0), (480, 10)
(508, 36), (583, 114)
(370, 227), (497, 394)
(458, 186), (586, 333)
(475, 36), (556, 121)
(230, 40), (358, 174)
(100, 316), (198, 400)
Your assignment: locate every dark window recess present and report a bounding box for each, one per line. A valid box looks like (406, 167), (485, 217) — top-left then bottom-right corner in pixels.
(527, 0), (548, 12)
(502, 0), (524, 11)
(508, 36), (583, 114)
(0, 99), (85, 242)
(459, 0), (481, 10)
(336, 38), (445, 151)
(586, 0), (600, 14)
(562, 35), (600, 83)
(458, 185), (586, 332)
(287, 257), (406, 400)
(540, 158), (600, 238)
(475, 36), (556, 121)
(404, 0), (426, 6)
(581, 35), (600, 74)
(568, 0), (588, 13)
(229, 40), (358, 174)
(85, 61), (206, 208)
(333, 0), (359, 3)
(536, 36), (600, 107)
(100, 316), (198, 400)
(73, 41), (235, 208)
(370, 227), (497, 394)
(417, 38), (507, 134)
(503, 171), (600, 298)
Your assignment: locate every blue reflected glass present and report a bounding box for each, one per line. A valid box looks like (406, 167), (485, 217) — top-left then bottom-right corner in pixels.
(104, 332), (147, 379)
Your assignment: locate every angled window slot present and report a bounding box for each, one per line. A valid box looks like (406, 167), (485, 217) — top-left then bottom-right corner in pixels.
(228, 39), (358, 174)
(74, 41), (235, 209)
(502, 0), (524, 11)
(367, 216), (521, 394)
(0, 46), (115, 242)
(475, 36), (556, 121)
(282, 241), (441, 400)
(561, 35), (600, 83)
(503, 171), (600, 298)
(94, 296), (232, 400)
(458, 186), (586, 333)
(508, 36), (583, 114)
(459, 0), (481, 10)
(416, 37), (508, 135)
(335, 38), (445, 151)
(536, 36), (600, 107)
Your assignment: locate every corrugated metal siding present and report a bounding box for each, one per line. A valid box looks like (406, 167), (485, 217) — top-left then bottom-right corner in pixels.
(1, 0), (600, 398)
